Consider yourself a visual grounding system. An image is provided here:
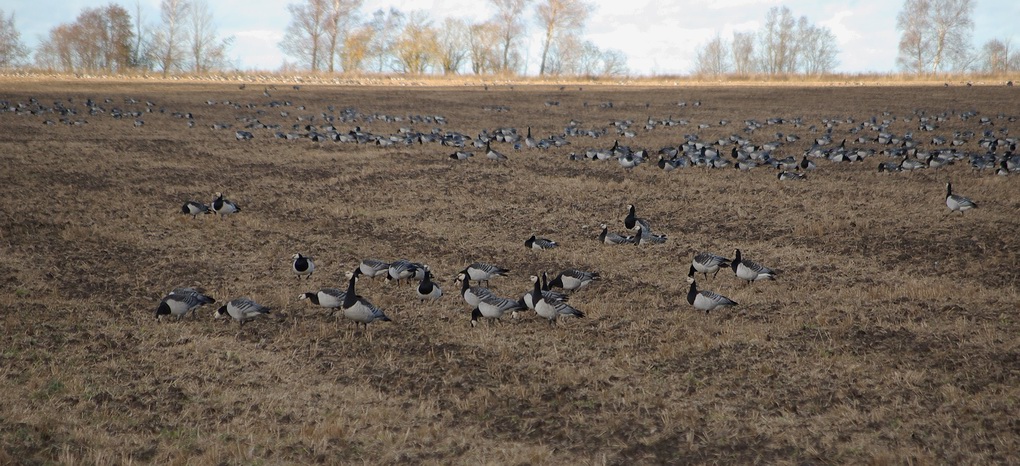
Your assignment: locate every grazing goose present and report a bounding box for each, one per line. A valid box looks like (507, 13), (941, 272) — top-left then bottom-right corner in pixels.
(156, 288), (215, 320)
(521, 273), (569, 310)
(460, 262), (509, 286)
(298, 288), (347, 313)
(599, 224), (634, 245)
(778, 171), (806, 181)
(358, 259), (391, 279)
(211, 192), (240, 218)
(691, 252), (731, 279)
(292, 253), (315, 279)
(548, 268), (600, 292)
(416, 267), (443, 302)
(457, 273), (496, 307)
(214, 298), (270, 326)
(181, 201), (210, 218)
(485, 141), (507, 161)
(525, 235), (558, 250)
(632, 224), (667, 245)
(624, 204), (651, 231)
(945, 182), (977, 214)
(450, 150), (473, 160)
(532, 275), (584, 325)
(341, 269), (392, 330)
(471, 293), (526, 327)
(686, 274), (737, 313)
(731, 249), (776, 284)
(387, 259), (421, 285)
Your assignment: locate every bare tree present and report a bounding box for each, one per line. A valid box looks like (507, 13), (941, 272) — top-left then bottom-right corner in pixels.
(799, 24), (839, 75)
(693, 34), (730, 77)
(897, 0), (973, 74)
(392, 10), (437, 74)
(365, 7), (404, 73)
(188, 0), (232, 73)
(979, 38), (1019, 73)
(468, 20), (501, 74)
(535, 0), (591, 76)
(132, 0), (153, 70)
(36, 4), (134, 73)
(731, 31), (756, 76)
(152, 0), (190, 76)
(489, 0), (530, 74)
(758, 6), (798, 75)
(321, 0), (362, 73)
(280, 0), (328, 71)
(435, 17), (469, 74)
(0, 9), (29, 68)
(600, 48), (627, 77)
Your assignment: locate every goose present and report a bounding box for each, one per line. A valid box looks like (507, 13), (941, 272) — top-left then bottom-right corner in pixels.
(460, 262), (509, 286)
(525, 127), (537, 149)
(732, 249), (776, 284)
(691, 252), (731, 280)
(214, 298), (270, 326)
(532, 275), (584, 325)
(211, 192), (240, 218)
(624, 204), (651, 231)
(358, 259), (390, 279)
(996, 160), (1010, 176)
(341, 269), (392, 329)
(686, 274), (737, 313)
(598, 224), (634, 245)
(471, 293), (526, 327)
(798, 156), (818, 172)
(156, 287), (215, 320)
(457, 272), (496, 307)
(632, 224), (667, 245)
(450, 151), (473, 160)
(485, 141), (507, 161)
(945, 182), (977, 214)
(181, 201), (210, 218)
(292, 253), (315, 279)
(548, 268), (599, 292)
(525, 235), (558, 250)
(387, 259), (421, 285)
(521, 273), (569, 310)
(298, 288), (347, 314)
(778, 171), (806, 181)
(416, 267), (442, 302)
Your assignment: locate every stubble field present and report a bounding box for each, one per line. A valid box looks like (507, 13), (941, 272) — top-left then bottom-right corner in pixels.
(0, 79), (1018, 465)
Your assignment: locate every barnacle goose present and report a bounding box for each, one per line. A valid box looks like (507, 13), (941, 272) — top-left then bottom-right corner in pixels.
(686, 273), (737, 313)
(548, 269), (600, 292)
(624, 204), (651, 231)
(156, 287), (215, 320)
(778, 171), (806, 181)
(358, 259), (391, 279)
(416, 267), (442, 302)
(298, 288), (347, 316)
(292, 253), (315, 279)
(460, 262), (509, 286)
(485, 141), (507, 161)
(691, 252), (731, 280)
(387, 259), (422, 285)
(532, 275), (584, 325)
(457, 273), (496, 307)
(632, 224), (667, 245)
(341, 269), (392, 329)
(214, 298), (270, 326)
(521, 273), (569, 310)
(599, 224), (634, 245)
(732, 249), (776, 284)
(945, 182), (977, 214)
(211, 192), (240, 218)
(181, 201), (210, 218)
(525, 235), (558, 250)
(471, 293), (526, 327)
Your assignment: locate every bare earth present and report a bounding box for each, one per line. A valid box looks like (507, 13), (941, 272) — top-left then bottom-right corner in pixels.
(0, 80), (1018, 464)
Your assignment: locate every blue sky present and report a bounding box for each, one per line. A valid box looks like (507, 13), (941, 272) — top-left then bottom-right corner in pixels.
(6, 0), (1019, 75)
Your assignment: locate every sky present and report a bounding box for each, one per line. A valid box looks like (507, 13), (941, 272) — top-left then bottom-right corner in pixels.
(6, 0), (1019, 75)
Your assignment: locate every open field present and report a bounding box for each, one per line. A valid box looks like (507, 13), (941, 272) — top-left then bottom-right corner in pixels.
(1, 80), (1018, 464)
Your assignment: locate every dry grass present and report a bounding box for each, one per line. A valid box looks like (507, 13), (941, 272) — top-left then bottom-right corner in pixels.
(0, 80), (1018, 464)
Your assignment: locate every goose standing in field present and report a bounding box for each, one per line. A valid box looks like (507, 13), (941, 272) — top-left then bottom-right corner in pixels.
(548, 268), (600, 293)
(532, 275), (584, 325)
(211, 192), (240, 219)
(691, 252), (731, 280)
(181, 201), (210, 218)
(341, 269), (392, 332)
(485, 140), (508, 161)
(214, 297), (271, 326)
(416, 267), (443, 302)
(632, 224), (668, 245)
(292, 253), (315, 279)
(731, 249), (776, 284)
(945, 182), (977, 214)
(460, 262), (509, 286)
(471, 293), (526, 327)
(598, 224), (634, 245)
(155, 287), (215, 320)
(358, 258), (391, 279)
(387, 259), (421, 285)
(457, 272), (496, 307)
(521, 273), (569, 310)
(525, 235), (558, 250)
(686, 274), (737, 313)
(298, 288), (347, 315)
(624, 204), (651, 231)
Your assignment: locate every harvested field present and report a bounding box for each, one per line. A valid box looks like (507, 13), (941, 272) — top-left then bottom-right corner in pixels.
(0, 80), (1018, 464)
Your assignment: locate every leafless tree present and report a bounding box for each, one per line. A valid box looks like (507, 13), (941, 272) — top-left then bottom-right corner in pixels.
(489, 0), (530, 74)
(321, 0), (362, 73)
(600, 48), (628, 77)
(979, 38), (1020, 73)
(152, 0), (190, 76)
(36, 4), (134, 73)
(392, 10), (437, 74)
(535, 0), (591, 76)
(435, 18), (469, 74)
(468, 20), (501, 74)
(799, 24), (838, 75)
(188, 0), (232, 73)
(280, 0), (328, 71)
(693, 34), (730, 77)
(758, 6), (798, 75)
(365, 7), (404, 73)
(897, 0), (973, 74)
(0, 9), (29, 68)
(731, 31), (756, 76)
(132, 0), (153, 70)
